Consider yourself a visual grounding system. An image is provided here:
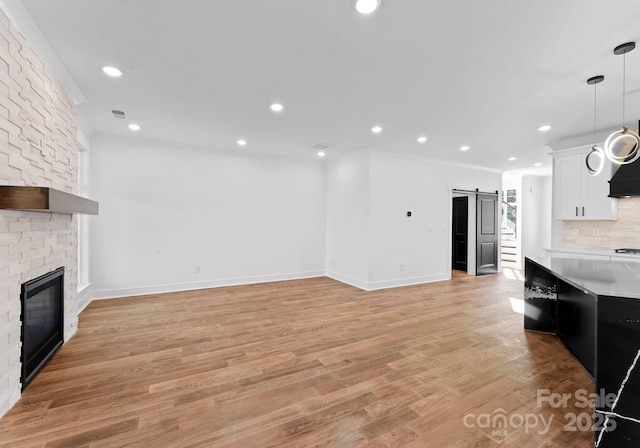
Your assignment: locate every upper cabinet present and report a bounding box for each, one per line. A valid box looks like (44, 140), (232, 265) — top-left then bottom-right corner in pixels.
(552, 145), (618, 220)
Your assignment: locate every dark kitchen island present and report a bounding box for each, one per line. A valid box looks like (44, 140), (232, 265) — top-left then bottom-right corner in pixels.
(525, 256), (640, 448)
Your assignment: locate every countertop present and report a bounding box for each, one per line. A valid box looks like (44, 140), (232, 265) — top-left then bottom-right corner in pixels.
(527, 256), (640, 300)
(544, 247), (640, 261)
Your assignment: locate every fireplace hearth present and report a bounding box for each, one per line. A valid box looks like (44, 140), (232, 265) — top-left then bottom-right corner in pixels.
(20, 267), (64, 390)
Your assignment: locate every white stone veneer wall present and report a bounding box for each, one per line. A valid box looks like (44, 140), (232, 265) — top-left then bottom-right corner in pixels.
(0, 8), (78, 417)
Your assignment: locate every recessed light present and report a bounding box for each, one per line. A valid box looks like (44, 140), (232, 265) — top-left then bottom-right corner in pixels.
(533, 162), (543, 167)
(508, 156), (517, 161)
(460, 145), (470, 151)
(317, 150), (326, 158)
(270, 103), (284, 112)
(537, 124), (552, 132)
(371, 126), (383, 134)
(102, 66), (123, 77)
(237, 139), (247, 147)
(353, 0), (381, 14)
(417, 136), (427, 144)
(128, 123), (141, 131)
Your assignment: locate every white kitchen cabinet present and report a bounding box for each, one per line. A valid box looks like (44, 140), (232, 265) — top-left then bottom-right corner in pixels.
(552, 146), (618, 220)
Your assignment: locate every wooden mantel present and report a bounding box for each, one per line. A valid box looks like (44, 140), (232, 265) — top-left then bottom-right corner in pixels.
(0, 186), (98, 215)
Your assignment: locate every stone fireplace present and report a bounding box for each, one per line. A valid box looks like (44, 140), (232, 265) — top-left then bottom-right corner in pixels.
(0, 8), (79, 416)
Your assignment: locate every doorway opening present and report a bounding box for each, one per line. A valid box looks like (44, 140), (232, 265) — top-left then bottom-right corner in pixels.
(452, 196), (468, 272)
(451, 189), (499, 276)
(501, 189), (518, 268)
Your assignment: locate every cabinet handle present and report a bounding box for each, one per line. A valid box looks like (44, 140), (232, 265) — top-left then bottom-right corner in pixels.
(582, 206), (585, 216)
(576, 207), (579, 217)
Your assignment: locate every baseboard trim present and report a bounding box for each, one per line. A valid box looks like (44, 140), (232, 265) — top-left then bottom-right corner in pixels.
(90, 270), (326, 300)
(87, 270), (454, 303)
(325, 272), (450, 291)
(367, 273), (451, 291)
(77, 283), (93, 314)
(325, 271), (370, 291)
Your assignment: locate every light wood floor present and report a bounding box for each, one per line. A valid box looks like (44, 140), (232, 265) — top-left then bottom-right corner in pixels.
(0, 270), (593, 447)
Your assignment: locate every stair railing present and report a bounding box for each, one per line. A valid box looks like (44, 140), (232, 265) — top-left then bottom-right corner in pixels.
(501, 201), (517, 238)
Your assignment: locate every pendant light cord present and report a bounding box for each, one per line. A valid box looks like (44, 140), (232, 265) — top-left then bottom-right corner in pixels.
(622, 52), (627, 128)
(594, 82), (597, 145)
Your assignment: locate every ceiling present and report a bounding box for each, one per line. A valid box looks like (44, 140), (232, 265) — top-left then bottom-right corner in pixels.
(15, 0), (640, 172)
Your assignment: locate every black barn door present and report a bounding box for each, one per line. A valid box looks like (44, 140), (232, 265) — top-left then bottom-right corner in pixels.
(476, 193), (499, 275)
(452, 197), (468, 271)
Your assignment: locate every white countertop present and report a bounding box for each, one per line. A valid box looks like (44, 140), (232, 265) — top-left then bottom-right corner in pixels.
(529, 256), (640, 299)
(544, 247), (640, 261)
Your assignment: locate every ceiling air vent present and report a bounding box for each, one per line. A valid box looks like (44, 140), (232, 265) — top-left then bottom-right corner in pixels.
(110, 109), (127, 119)
(309, 142), (331, 150)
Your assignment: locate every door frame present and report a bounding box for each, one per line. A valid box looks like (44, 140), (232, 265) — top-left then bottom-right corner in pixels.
(449, 188), (502, 276)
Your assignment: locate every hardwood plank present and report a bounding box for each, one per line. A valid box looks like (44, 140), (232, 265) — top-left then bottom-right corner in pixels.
(0, 271), (593, 447)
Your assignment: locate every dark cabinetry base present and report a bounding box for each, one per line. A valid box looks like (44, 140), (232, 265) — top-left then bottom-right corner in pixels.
(524, 257), (640, 447)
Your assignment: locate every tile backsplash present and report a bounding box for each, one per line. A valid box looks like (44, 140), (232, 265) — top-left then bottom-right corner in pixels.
(563, 198), (640, 249)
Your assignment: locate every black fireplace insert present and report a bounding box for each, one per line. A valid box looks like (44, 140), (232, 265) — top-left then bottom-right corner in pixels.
(20, 267), (64, 390)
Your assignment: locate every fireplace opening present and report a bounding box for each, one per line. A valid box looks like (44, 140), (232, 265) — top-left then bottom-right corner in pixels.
(20, 267), (64, 390)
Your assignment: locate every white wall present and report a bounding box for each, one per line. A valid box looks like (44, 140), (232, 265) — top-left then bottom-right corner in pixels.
(540, 176), (553, 253)
(326, 150), (502, 290)
(325, 151), (370, 289)
(369, 152), (502, 288)
(89, 140), (504, 297)
(503, 174), (552, 267)
(89, 136), (326, 298)
(521, 175), (552, 261)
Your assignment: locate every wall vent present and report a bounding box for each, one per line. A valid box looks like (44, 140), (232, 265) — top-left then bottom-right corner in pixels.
(309, 142), (331, 150)
(111, 109), (127, 119)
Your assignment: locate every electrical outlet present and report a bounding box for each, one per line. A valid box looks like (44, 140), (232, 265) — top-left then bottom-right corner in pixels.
(592, 228), (600, 237)
(572, 228), (579, 236)
(194, 265), (200, 274)
(400, 264), (405, 272)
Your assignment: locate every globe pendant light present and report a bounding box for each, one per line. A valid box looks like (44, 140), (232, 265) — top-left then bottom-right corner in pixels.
(604, 42), (640, 165)
(585, 75), (605, 176)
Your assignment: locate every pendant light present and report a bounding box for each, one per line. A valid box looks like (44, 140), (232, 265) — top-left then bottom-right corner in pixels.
(604, 42), (640, 165)
(585, 75), (605, 176)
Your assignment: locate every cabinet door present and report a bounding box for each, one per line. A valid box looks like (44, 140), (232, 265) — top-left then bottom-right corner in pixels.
(553, 155), (582, 220)
(552, 149), (618, 220)
(524, 259), (557, 333)
(582, 156), (618, 220)
(596, 296), (640, 447)
(557, 280), (596, 378)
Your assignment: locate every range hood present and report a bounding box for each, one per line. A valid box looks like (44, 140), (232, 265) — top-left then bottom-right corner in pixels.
(609, 159), (640, 198)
